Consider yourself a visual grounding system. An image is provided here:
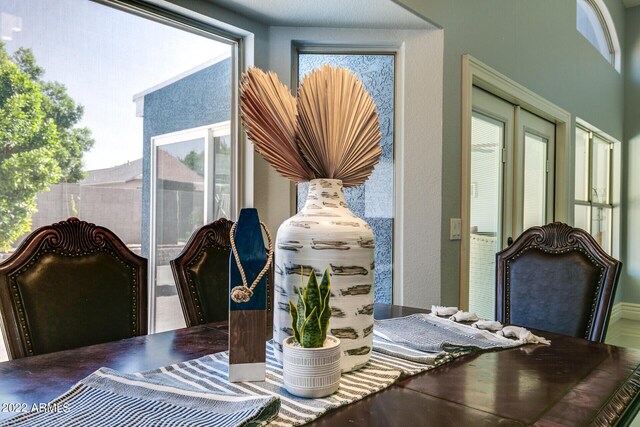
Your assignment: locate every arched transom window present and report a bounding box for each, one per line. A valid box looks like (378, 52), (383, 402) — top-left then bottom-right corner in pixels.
(576, 0), (621, 71)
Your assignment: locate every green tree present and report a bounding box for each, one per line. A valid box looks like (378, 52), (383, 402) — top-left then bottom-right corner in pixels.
(12, 47), (94, 182)
(181, 150), (205, 176)
(0, 44), (94, 249)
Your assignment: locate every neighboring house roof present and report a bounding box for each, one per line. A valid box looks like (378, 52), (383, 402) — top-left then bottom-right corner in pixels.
(81, 159), (142, 186)
(81, 151), (203, 187)
(156, 150), (203, 185)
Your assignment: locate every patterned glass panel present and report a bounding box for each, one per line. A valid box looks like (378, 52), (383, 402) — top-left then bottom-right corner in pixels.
(297, 53), (395, 304)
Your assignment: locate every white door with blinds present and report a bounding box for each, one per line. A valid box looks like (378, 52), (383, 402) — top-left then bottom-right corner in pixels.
(467, 87), (555, 320)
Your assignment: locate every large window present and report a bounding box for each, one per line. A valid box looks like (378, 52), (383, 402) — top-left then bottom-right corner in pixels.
(296, 52), (395, 304)
(576, 0), (620, 71)
(574, 125), (614, 254)
(0, 0), (237, 358)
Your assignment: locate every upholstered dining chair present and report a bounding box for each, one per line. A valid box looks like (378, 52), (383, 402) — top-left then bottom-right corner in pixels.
(0, 217), (147, 359)
(496, 222), (622, 343)
(170, 218), (273, 336)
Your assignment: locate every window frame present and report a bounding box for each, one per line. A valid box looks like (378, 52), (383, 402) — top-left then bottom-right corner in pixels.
(574, 122), (617, 255)
(97, 0), (246, 220)
(292, 46), (398, 304)
(576, 0), (621, 72)
(460, 55), (572, 310)
(98, 0), (248, 334)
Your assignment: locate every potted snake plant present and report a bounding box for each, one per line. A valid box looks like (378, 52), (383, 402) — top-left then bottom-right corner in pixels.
(282, 268), (341, 398)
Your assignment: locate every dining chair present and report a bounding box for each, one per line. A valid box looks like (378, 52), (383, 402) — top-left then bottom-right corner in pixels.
(0, 217), (147, 359)
(496, 222), (622, 342)
(170, 218), (273, 335)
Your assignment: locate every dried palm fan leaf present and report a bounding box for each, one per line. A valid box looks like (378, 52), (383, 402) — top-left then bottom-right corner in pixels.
(296, 65), (382, 187)
(239, 67), (315, 183)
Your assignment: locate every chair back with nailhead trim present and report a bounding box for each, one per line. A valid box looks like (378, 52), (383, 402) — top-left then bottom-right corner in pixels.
(170, 218), (273, 338)
(496, 222), (621, 342)
(0, 218), (147, 359)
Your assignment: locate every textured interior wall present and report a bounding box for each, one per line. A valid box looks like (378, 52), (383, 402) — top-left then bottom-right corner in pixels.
(394, 0), (625, 306)
(623, 6), (640, 304)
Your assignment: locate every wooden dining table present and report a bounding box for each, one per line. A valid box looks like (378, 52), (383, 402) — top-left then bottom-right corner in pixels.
(0, 303), (639, 426)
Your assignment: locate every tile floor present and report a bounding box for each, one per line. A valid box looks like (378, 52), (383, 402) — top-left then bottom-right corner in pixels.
(155, 294), (186, 332)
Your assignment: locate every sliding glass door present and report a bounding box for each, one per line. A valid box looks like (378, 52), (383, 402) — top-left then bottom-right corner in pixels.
(150, 123), (232, 332)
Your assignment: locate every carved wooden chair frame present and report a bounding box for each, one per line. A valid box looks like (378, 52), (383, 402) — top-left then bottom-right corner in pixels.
(0, 217), (147, 359)
(171, 218), (234, 327)
(496, 222), (622, 342)
(171, 218), (273, 334)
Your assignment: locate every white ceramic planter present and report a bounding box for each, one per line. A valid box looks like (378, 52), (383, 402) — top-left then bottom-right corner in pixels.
(273, 179), (374, 372)
(282, 336), (341, 398)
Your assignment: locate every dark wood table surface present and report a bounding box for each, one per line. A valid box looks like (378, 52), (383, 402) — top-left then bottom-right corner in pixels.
(1, 304), (639, 426)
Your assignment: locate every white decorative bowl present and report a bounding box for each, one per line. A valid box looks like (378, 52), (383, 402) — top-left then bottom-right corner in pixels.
(282, 336), (341, 398)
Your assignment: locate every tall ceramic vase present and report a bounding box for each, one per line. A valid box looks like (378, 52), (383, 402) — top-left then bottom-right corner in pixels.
(273, 179), (374, 372)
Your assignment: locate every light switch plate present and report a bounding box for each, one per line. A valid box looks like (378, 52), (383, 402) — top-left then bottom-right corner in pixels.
(450, 218), (462, 240)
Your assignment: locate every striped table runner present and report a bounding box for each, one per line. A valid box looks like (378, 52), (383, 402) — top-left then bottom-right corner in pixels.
(139, 343), (457, 426)
(0, 367), (279, 427)
(0, 315), (532, 427)
(373, 313), (523, 356)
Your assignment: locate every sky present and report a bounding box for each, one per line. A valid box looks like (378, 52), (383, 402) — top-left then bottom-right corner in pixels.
(0, 0), (229, 170)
